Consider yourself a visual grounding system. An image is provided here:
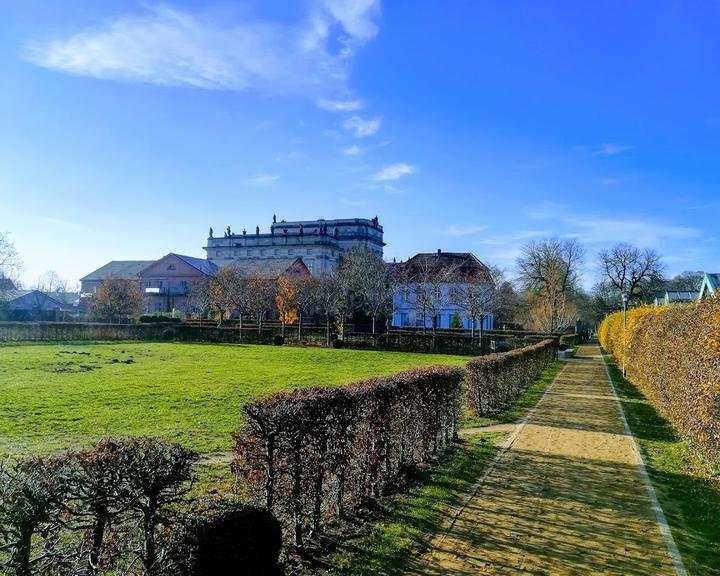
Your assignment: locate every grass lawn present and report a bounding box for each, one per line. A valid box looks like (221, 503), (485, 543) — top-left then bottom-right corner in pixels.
(0, 342), (467, 459)
(324, 361), (564, 575)
(603, 352), (720, 576)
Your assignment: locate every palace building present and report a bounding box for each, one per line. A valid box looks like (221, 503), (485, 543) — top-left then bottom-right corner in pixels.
(203, 216), (384, 274)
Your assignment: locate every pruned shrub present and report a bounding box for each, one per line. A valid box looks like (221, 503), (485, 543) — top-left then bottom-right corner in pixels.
(0, 456), (72, 576)
(599, 300), (720, 468)
(0, 437), (198, 576)
(232, 365), (465, 546)
(332, 339), (344, 349)
(162, 328), (175, 341)
(168, 500), (283, 576)
(273, 334), (285, 346)
(466, 339), (556, 416)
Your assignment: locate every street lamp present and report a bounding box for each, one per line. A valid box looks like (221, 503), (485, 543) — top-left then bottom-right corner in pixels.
(621, 292), (628, 378)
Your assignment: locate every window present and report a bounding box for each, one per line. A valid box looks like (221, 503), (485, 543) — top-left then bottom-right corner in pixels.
(449, 287), (458, 302)
(155, 303), (162, 312)
(433, 287), (442, 299)
(402, 288), (411, 303)
(400, 312), (409, 326)
(307, 249), (313, 255)
(158, 281), (163, 288)
(307, 261), (314, 273)
(415, 316), (424, 328)
(167, 264), (176, 270)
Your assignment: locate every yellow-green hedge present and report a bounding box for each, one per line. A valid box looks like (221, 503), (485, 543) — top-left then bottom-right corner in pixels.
(599, 299), (720, 468)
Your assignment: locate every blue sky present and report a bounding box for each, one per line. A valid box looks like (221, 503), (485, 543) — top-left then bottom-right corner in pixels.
(1, 0), (719, 288)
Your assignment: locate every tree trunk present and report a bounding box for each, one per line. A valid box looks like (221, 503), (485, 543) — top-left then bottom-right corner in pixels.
(326, 316), (331, 346)
(265, 435), (275, 511)
(298, 312), (302, 341)
(88, 511), (108, 575)
(13, 530), (32, 576)
(143, 498), (157, 576)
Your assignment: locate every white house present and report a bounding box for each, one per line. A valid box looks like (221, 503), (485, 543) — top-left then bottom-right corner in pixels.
(392, 250), (494, 331)
(698, 273), (720, 299)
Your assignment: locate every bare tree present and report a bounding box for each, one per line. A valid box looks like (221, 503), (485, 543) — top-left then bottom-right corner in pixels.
(517, 238), (585, 331)
(664, 270), (704, 292)
(315, 273), (339, 345)
(598, 243), (664, 304)
(343, 248), (394, 335)
(36, 270), (68, 293)
(0, 232), (21, 284)
(295, 275), (318, 341)
(247, 272), (273, 335)
(457, 265), (500, 343)
(187, 277), (213, 320)
(213, 267), (251, 338)
(401, 254), (458, 335)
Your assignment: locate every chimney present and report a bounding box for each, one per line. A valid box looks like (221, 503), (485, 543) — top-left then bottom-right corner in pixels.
(437, 249), (442, 256)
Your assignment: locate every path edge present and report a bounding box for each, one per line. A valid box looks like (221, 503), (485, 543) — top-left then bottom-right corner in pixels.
(440, 361), (569, 536)
(600, 350), (688, 576)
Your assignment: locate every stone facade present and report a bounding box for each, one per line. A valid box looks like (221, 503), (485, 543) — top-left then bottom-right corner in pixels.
(204, 216), (384, 274)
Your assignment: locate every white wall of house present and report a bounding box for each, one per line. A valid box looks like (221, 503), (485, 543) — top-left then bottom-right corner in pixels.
(391, 284), (494, 330)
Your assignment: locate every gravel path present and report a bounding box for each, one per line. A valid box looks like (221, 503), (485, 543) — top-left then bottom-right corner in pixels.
(411, 345), (681, 576)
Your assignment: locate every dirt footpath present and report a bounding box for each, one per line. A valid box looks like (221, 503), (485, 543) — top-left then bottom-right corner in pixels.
(411, 345), (680, 576)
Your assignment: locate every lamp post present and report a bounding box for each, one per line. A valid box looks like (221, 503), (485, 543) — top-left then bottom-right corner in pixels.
(621, 292), (628, 378)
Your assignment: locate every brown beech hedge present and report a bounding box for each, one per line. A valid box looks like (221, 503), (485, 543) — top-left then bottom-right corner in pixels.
(232, 366), (465, 546)
(599, 299), (720, 468)
(465, 339), (556, 416)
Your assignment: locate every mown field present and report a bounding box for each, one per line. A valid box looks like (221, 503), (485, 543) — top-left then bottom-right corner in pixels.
(0, 342), (467, 459)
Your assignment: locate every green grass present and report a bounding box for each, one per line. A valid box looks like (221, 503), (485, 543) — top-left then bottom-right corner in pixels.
(603, 352), (720, 576)
(462, 360), (564, 429)
(0, 342), (467, 458)
(324, 360), (563, 575)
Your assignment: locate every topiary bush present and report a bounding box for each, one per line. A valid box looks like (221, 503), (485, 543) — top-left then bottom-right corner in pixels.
(162, 328), (175, 341)
(170, 500), (283, 576)
(332, 338), (344, 349)
(273, 334), (285, 346)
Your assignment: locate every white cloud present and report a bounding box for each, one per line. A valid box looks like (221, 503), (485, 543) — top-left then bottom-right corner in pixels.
(40, 216), (88, 231)
(372, 163), (414, 181)
(25, 2), (380, 99)
(342, 144), (363, 156)
(595, 143), (633, 156)
(320, 0), (381, 43)
(244, 173), (279, 187)
(443, 225), (489, 237)
(317, 97), (364, 112)
(343, 115), (381, 137)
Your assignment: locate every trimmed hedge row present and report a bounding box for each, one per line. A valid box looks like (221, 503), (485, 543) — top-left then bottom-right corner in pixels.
(232, 366), (465, 546)
(599, 300), (720, 468)
(465, 339), (557, 416)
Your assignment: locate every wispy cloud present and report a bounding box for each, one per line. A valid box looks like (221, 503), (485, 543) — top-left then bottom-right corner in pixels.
(343, 115), (382, 137)
(442, 225), (488, 237)
(317, 97), (364, 112)
(595, 143), (633, 156)
(244, 173), (279, 187)
(342, 144), (363, 156)
(25, 2), (380, 99)
(372, 163), (415, 181)
(562, 215), (700, 246)
(40, 216), (88, 231)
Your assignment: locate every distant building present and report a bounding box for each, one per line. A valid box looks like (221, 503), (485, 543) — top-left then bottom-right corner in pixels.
(699, 273), (720, 299)
(0, 289), (76, 320)
(80, 260), (153, 297)
(0, 277), (16, 290)
(653, 291), (700, 307)
(204, 216), (384, 274)
(392, 250), (494, 331)
(139, 253), (218, 314)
